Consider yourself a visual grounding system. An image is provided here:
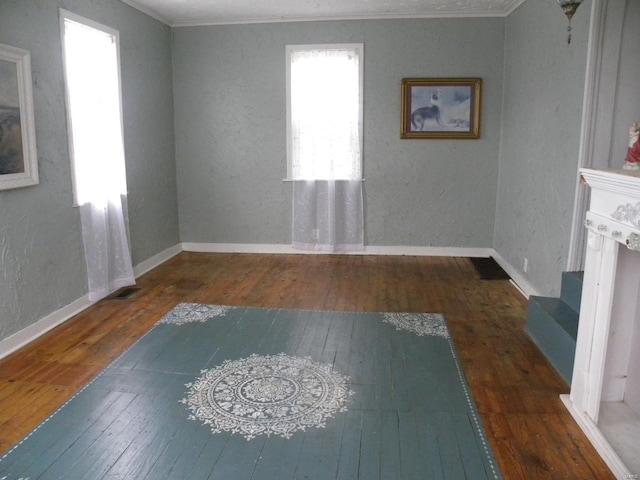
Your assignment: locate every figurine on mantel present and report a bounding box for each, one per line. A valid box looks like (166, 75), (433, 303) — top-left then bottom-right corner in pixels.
(624, 121), (640, 170)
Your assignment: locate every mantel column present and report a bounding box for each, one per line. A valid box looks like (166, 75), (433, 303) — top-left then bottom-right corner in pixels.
(571, 230), (619, 422)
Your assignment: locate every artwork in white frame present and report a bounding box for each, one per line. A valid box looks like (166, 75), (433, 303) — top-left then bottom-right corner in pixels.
(0, 43), (38, 190)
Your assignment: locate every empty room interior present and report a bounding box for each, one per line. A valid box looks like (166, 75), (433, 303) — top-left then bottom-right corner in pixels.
(1, 0), (639, 478)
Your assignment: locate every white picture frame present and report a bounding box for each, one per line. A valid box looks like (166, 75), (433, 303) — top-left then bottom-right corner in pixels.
(0, 43), (39, 190)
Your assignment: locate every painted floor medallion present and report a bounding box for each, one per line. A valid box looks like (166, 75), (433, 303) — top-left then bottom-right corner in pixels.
(158, 302), (230, 325)
(182, 353), (353, 440)
(382, 312), (449, 338)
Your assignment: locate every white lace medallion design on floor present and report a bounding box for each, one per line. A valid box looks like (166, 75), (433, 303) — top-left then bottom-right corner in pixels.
(181, 353), (353, 440)
(382, 312), (449, 338)
(158, 303), (230, 325)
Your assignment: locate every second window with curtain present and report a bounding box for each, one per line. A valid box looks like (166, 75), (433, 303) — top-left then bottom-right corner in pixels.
(287, 44), (364, 252)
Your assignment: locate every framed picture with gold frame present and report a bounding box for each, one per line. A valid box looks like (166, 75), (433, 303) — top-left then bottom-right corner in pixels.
(401, 78), (481, 139)
(0, 43), (39, 190)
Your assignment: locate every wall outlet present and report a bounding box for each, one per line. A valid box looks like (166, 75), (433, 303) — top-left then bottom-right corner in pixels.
(523, 258), (529, 273)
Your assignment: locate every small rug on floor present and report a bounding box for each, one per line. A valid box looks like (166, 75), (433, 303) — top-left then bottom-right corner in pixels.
(0, 304), (502, 480)
(470, 257), (511, 280)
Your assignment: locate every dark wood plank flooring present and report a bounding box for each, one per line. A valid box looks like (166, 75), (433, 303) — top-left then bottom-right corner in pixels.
(0, 253), (615, 479)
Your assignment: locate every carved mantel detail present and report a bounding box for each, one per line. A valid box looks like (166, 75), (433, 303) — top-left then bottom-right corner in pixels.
(611, 202), (640, 228)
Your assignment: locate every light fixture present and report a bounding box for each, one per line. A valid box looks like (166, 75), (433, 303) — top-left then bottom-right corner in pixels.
(556, 0), (584, 44)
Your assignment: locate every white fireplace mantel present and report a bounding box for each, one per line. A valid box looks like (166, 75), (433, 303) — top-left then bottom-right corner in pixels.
(561, 168), (640, 479)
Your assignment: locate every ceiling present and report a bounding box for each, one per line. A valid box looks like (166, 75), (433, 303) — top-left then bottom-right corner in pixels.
(120, 0), (527, 27)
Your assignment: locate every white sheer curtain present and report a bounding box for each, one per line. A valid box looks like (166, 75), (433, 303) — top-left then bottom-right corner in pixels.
(78, 198), (135, 301)
(63, 14), (135, 301)
(288, 46), (364, 252)
(292, 180), (363, 252)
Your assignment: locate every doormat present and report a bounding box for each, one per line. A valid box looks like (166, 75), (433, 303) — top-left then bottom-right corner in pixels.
(470, 257), (511, 280)
(0, 304), (501, 479)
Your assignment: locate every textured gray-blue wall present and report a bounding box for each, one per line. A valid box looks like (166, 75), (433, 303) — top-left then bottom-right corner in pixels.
(494, 0), (589, 296)
(610, 0), (640, 165)
(173, 18), (505, 247)
(0, 0), (179, 340)
(2, 0), (616, 342)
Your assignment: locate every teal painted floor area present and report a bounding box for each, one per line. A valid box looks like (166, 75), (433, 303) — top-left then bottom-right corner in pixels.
(0, 305), (501, 480)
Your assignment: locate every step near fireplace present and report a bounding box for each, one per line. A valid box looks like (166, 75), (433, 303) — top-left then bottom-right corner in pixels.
(562, 168), (640, 479)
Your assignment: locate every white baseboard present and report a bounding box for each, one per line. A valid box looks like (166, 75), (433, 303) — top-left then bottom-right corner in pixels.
(491, 251), (540, 299)
(0, 243), (183, 361)
(0, 295), (94, 360)
(181, 242), (495, 258)
(364, 245), (494, 257)
(182, 242), (297, 254)
(133, 243), (182, 278)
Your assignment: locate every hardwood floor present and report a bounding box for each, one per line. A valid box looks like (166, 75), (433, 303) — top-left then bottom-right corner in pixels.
(0, 253), (614, 479)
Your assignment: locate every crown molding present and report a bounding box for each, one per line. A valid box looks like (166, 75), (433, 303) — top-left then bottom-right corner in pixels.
(120, 0), (528, 28)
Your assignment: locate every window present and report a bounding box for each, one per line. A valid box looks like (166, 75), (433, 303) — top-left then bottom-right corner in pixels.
(286, 44), (363, 181)
(60, 10), (127, 206)
(60, 10), (135, 302)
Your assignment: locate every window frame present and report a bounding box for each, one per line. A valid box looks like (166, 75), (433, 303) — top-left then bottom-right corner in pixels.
(59, 9), (126, 206)
(285, 43), (364, 181)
